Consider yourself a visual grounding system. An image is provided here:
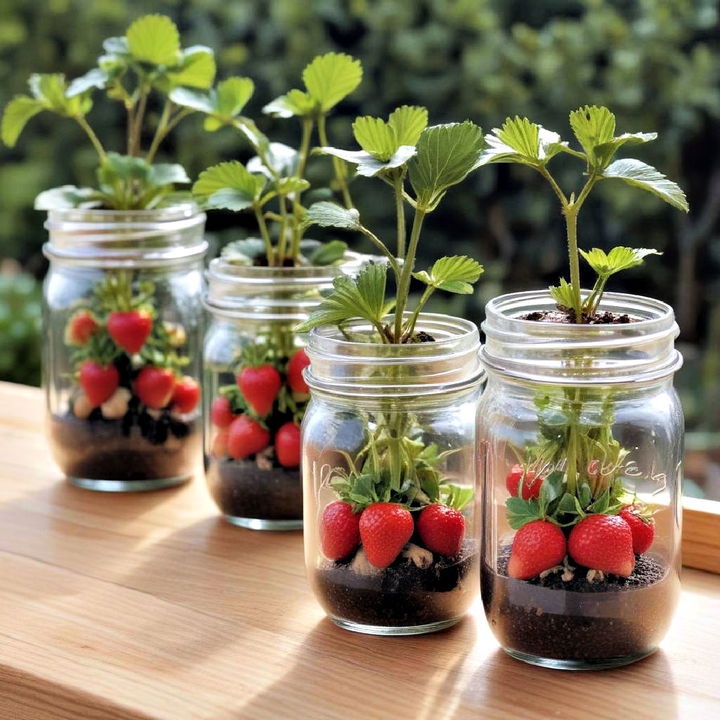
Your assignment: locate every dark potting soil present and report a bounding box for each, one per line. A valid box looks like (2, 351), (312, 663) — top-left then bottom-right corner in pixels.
(49, 410), (201, 481)
(313, 539), (479, 628)
(481, 547), (680, 663)
(520, 309), (637, 324)
(205, 456), (302, 521)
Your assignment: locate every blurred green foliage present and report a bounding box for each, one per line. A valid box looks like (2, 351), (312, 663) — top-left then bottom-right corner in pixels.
(0, 0), (718, 431)
(0, 271), (42, 385)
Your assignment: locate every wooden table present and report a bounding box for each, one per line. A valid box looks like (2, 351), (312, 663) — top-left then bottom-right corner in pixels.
(1, 381), (719, 720)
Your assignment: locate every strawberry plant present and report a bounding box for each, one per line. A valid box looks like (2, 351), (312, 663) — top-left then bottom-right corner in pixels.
(477, 107), (688, 584)
(187, 52), (364, 267)
(2, 14), (215, 210)
(293, 112), (485, 612)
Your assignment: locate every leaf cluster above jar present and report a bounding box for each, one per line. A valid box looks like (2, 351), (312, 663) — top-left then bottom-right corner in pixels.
(1, 15), (217, 210)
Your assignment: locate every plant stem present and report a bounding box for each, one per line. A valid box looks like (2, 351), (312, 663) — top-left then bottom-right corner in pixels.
(297, 117), (313, 179)
(75, 115), (107, 163)
(393, 207), (426, 342)
(402, 285), (434, 340)
(277, 195), (289, 263)
(145, 101), (172, 164)
(564, 208), (583, 321)
(317, 113), (353, 209)
(254, 204), (275, 266)
(393, 171), (406, 259)
(130, 87), (150, 157)
(358, 226), (401, 281)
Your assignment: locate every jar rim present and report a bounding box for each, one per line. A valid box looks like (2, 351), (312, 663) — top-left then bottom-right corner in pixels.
(43, 202), (207, 266)
(305, 313), (484, 398)
(481, 290), (682, 385)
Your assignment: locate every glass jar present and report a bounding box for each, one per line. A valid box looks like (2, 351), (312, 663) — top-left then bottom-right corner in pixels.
(303, 314), (484, 635)
(203, 255), (368, 530)
(478, 290), (683, 670)
(43, 205), (207, 492)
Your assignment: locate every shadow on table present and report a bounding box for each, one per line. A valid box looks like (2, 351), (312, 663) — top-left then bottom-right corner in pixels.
(239, 618), (478, 719)
(461, 647), (679, 719)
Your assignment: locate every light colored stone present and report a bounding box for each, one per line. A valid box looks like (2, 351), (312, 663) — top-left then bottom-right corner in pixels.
(101, 387), (132, 419)
(350, 548), (382, 577)
(72, 393), (93, 419)
(402, 543), (433, 569)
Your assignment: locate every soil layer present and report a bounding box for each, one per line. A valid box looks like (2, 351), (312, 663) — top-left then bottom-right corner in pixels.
(205, 456), (302, 521)
(521, 309), (636, 324)
(482, 548), (680, 662)
(50, 411), (200, 481)
(314, 540), (478, 628)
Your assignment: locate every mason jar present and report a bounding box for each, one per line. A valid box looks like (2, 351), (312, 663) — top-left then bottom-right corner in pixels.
(303, 314), (483, 635)
(478, 290), (683, 670)
(43, 205), (207, 491)
(203, 255), (368, 530)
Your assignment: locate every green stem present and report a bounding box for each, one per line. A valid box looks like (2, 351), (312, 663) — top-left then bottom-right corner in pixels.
(74, 116), (107, 163)
(393, 171), (406, 259)
(277, 194), (289, 264)
(254, 204), (275, 266)
(145, 101), (172, 164)
(297, 117), (313, 179)
(402, 284), (434, 340)
(317, 113), (353, 209)
(130, 87), (150, 157)
(564, 208), (583, 321)
(393, 207), (426, 342)
(358, 225), (401, 281)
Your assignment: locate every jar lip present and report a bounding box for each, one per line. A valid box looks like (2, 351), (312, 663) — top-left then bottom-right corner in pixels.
(481, 290), (682, 385)
(483, 289), (675, 332)
(305, 313), (484, 398)
(44, 202), (202, 226)
(309, 313), (480, 356)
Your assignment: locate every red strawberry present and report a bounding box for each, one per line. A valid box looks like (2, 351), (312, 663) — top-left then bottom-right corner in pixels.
(506, 464), (543, 500)
(78, 360), (119, 407)
(507, 520), (567, 580)
(568, 514), (635, 577)
(620, 505), (655, 554)
(417, 504), (465, 557)
(359, 502), (414, 569)
(134, 366), (176, 409)
(227, 414), (270, 459)
(107, 309), (153, 354)
(321, 501), (361, 560)
(287, 349), (310, 394)
(171, 376), (200, 413)
(210, 396), (235, 428)
(237, 364), (282, 416)
(275, 421), (301, 468)
(212, 430), (228, 458)
(65, 310), (98, 345)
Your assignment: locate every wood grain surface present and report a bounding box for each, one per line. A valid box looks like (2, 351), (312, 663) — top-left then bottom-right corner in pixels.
(0, 381), (718, 720)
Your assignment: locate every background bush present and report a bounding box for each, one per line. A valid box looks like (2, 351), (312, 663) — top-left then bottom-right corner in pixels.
(0, 0), (718, 431)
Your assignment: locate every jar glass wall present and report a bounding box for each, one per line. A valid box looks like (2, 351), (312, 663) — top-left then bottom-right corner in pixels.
(43, 205), (207, 491)
(203, 255), (368, 530)
(478, 291), (683, 670)
(303, 314), (483, 635)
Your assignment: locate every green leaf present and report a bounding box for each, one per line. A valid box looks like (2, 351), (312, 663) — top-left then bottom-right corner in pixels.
(506, 496), (541, 530)
(601, 158), (689, 212)
(308, 240), (349, 266)
(27, 74), (92, 117)
(569, 105), (616, 159)
(408, 122), (484, 208)
(166, 46), (216, 89)
(126, 14), (180, 66)
(149, 163), (191, 185)
(97, 152), (152, 186)
(441, 484), (474, 511)
(476, 116), (568, 167)
(353, 117), (397, 162)
(34, 185), (101, 210)
(247, 143), (298, 179)
(295, 262), (395, 333)
(569, 105), (655, 169)
(412, 256), (484, 294)
(1, 96), (43, 147)
(320, 145), (416, 177)
(262, 89), (315, 118)
(302, 52), (362, 112)
(580, 246), (661, 278)
(192, 161), (265, 211)
(548, 277), (576, 309)
(66, 68), (109, 97)
(221, 238), (267, 265)
(388, 105), (428, 146)
(304, 201), (361, 230)
(172, 76), (254, 132)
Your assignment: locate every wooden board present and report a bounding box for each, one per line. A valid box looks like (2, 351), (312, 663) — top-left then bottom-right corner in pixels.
(0, 380), (719, 720)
